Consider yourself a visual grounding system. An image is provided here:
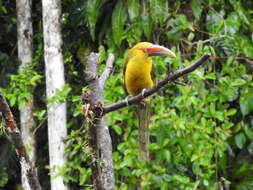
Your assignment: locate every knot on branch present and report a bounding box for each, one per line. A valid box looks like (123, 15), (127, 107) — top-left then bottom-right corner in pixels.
(81, 90), (92, 105)
(81, 90), (104, 117)
(92, 101), (104, 117)
(84, 71), (98, 83)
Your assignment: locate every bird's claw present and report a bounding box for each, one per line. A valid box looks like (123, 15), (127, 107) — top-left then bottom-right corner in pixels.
(125, 96), (131, 106)
(141, 88), (147, 98)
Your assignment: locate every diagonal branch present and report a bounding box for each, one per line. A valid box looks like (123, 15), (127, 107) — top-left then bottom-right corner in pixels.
(99, 53), (115, 88)
(182, 35), (229, 45)
(102, 53), (211, 115)
(0, 91), (41, 190)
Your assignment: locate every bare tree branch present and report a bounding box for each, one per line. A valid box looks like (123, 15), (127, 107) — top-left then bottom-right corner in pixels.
(0, 91), (41, 190)
(182, 35), (229, 45)
(102, 53), (211, 115)
(85, 53), (99, 83)
(99, 53), (115, 88)
(84, 53), (115, 190)
(173, 80), (188, 86)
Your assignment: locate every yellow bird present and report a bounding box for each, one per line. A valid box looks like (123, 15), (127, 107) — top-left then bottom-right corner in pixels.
(123, 42), (176, 161)
(124, 42), (176, 96)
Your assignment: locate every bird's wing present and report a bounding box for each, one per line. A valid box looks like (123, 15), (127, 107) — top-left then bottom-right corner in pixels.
(123, 59), (128, 95)
(151, 61), (156, 83)
(123, 51), (137, 95)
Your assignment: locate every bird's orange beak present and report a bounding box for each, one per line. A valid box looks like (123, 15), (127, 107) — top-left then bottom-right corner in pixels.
(141, 45), (176, 58)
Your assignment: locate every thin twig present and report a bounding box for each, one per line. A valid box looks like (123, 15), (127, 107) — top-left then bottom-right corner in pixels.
(99, 53), (115, 88)
(174, 80), (187, 86)
(214, 56), (253, 65)
(183, 35), (228, 46)
(0, 91), (41, 190)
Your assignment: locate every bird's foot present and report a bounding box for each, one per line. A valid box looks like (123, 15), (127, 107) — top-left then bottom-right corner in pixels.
(124, 96), (131, 106)
(141, 88), (147, 98)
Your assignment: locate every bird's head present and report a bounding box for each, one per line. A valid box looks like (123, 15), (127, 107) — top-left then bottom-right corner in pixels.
(130, 42), (176, 58)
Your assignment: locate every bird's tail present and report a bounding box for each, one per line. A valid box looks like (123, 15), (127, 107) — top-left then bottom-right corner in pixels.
(137, 102), (150, 161)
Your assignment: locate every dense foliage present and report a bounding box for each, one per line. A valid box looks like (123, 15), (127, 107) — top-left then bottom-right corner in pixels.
(0, 0), (253, 189)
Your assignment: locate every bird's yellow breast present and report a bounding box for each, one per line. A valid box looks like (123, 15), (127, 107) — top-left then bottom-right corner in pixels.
(124, 50), (154, 96)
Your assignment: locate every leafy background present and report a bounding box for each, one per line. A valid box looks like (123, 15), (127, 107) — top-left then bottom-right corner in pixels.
(0, 0), (253, 189)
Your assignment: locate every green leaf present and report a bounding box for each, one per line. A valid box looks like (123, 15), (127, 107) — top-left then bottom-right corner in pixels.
(149, 143), (160, 151)
(0, 168), (8, 187)
(112, 125), (122, 135)
(85, 0), (102, 41)
(227, 56), (234, 66)
(226, 12), (241, 35)
(9, 96), (16, 107)
(187, 32), (195, 42)
(219, 153), (227, 172)
(191, 154), (200, 162)
(149, 0), (169, 25)
(208, 45), (216, 56)
(203, 179), (209, 186)
(120, 155), (133, 167)
(235, 132), (246, 149)
(226, 108), (237, 117)
(210, 102), (215, 117)
(191, 0), (202, 20)
(244, 125), (253, 140)
(238, 35), (253, 58)
(163, 150), (171, 162)
(166, 28), (181, 42)
(231, 79), (246, 87)
(178, 14), (194, 31)
(193, 180), (200, 190)
(206, 10), (225, 33)
(205, 73), (216, 80)
(247, 141), (253, 156)
(120, 167), (131, 177)
(127, 0), (139, 21)
(197, 40), (203, 52)
(172, 174), (190, 184)
(79, 168), (90, 185)
(231, 0), (250, 25)
(0, 6), (7, 14)
(34, 109), (46, 121)
(112, 1), (127, 46)
(240, 95), (253, 116)
(142, 11), (152, 40)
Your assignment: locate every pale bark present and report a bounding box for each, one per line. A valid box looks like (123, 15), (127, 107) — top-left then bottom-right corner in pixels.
(42, 0), (68, 189)
(137, 104), (150, 161)
(0, 91), (41, 190)
(84, 53), (115, 189)
(16, 0), (37, 189)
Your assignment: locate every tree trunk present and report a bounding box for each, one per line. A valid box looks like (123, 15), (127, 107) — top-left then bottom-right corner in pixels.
(84, 53), (115, 190)
(16, 0), (37, 189)
(0, 91), (41, 190)
(137, 103), (150, 162)
(42, 0), (68, 189)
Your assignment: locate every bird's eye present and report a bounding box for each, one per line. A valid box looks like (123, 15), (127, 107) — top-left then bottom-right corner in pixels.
(140, 48), (148, 54)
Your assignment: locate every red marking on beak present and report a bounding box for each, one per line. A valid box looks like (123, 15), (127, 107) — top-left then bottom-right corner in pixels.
(141, 47), (163, 54)
(141, 45), (176, 57)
